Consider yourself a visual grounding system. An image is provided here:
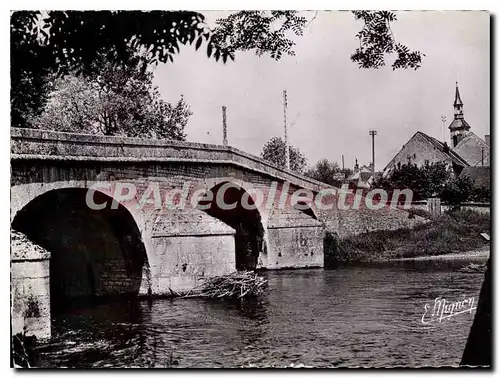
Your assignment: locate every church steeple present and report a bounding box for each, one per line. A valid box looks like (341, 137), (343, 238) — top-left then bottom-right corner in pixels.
(453, 82), (464, 118)
(449, 82), (470, 147)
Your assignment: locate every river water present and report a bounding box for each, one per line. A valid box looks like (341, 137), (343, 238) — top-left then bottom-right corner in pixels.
(36, 262), (484, 368)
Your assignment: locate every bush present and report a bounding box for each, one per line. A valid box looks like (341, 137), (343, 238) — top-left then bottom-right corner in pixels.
(407, 208), (433, 220)
(375, 162), (490, 206)
(471, 185), (491, 203)
(323, 231), (339, 268)
(373, 161), (451, 200)
(441, 175), (475, 206)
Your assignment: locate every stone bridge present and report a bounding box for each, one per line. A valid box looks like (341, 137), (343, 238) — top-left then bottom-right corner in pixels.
(11, 128), (333, 338)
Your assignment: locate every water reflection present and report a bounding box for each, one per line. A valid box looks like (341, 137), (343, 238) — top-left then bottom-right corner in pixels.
(37, 263), (484, 368)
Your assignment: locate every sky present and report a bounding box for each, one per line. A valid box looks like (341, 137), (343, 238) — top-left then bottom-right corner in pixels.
(152, 11), (490, 172)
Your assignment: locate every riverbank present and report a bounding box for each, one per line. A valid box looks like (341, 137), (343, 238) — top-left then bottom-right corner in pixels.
(325, 209), (490, 266)
(388, 246), (490, 262)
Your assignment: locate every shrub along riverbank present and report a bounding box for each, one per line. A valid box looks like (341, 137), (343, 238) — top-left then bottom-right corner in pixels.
(324, 209), (490, 267)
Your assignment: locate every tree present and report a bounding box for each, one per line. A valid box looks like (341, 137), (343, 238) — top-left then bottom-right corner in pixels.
(471, 184), (491, 203)
(11, 12), (54, 127)
(351, 11), (424, 70)
(440, 175), (475, 207)
(305, 158), (343, 186)
(11, 11), (424, 127)
(28, 57), (191, 140)
(373, 161), (485, 205)
(374, 162), (452, 201)
(261, 136), (307, 173)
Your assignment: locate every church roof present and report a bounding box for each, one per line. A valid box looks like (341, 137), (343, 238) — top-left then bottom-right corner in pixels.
(449, 118), (471, 131)
(454, 84), (463, 107)
(449, 83), (470, 131)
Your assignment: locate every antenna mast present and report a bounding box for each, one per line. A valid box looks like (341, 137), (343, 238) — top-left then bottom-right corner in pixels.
(222, 106), (228, 146)
(441, 115), (447, 144)
(369, 130), (377, 173)
(283, 90), (290, 170)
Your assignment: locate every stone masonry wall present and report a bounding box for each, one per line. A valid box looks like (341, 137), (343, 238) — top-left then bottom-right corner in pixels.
(11, 127), (326, 192)
(146, 208), (236, 294)
(11, 231), (51, 339)
(319, 194), (429, 239)
(332, 207), (427, 238)
(150, 235), (236, 293)
(266, 227), (324, 269)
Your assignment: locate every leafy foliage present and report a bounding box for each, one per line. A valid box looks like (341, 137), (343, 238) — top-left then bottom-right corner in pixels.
(261, 136), (307, 173)
(28, 57), (191, 140)
(210, 11), (307, 60)
(305, 158), (348, 187)
(375, 162), (490, 205)
(471, 184), (491, 203)
(440, 175), (475, 207)
(374, 162), (451, 200)
(10, 11), (308, 127)
(11, 10), (425, 128)
(351, 11), (424, 70)
(10, 12), (54, 127)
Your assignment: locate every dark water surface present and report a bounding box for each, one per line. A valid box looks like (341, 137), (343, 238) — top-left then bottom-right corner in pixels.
(37, 264), (484, 368)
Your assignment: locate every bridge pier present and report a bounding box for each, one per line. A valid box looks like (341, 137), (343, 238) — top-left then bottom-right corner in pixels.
(265, 227), (324, 269)
(145, 209), (237, 295)
(11, 231), (51, 340)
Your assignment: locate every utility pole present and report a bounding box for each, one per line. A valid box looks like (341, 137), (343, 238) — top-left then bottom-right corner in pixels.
(441, 115), (447, 144)
(222, 106), (228, 146)
(283, 90), (290, 170)
(369, 130), (377, 173)
(342, 154), (345, 171)
(481, 147), (484, 167)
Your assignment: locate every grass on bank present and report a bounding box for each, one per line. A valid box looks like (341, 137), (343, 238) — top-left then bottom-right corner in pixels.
(324, 209), (490, 267)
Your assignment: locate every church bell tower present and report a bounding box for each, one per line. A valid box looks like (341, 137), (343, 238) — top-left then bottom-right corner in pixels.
(448, 82), (471, 147)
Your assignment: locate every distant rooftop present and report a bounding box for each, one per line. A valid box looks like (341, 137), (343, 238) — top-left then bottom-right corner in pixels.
(459, 166), (490, 187)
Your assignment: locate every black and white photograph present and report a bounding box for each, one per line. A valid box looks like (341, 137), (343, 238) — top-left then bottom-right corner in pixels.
(9, 8), (492, 368)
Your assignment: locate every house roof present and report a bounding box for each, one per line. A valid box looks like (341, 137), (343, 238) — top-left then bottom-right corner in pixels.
(346, 169), (381, 187)
(416, 132), (469, 167)
(453, 131), (489, 150)
(348, 165), (372, 180)
(459, 166), (490, 187)
(359, 172), (373, 182)
(383, 131), (469, 174)
(453, 131), (490, 167)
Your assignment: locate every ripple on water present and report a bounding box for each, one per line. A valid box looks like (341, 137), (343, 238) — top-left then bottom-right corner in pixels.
(36, 265), (483, 368)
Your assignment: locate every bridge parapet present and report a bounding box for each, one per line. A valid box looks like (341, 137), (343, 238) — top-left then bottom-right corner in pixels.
(11, 128), (328, 192)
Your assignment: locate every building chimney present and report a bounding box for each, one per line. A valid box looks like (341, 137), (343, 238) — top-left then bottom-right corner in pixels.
(442, 142), (450, 154)
(485, 135), (490, 146)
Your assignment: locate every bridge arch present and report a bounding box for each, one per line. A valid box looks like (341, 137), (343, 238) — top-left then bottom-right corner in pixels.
(11, 181), (157, 267)
(11, 187), (150, 312)
(198, 180), (267, 271)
